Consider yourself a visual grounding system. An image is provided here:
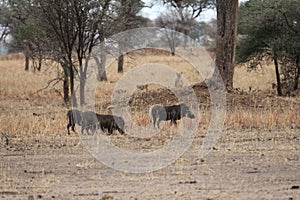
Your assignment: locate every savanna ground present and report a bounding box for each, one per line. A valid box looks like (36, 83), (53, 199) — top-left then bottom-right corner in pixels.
(0, 50), (299, 199)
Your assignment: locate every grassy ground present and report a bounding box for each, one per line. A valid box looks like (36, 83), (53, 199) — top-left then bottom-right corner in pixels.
(0, 52), (299, 199)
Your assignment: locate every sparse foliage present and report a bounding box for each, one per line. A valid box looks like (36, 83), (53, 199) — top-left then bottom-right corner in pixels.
(160, 0), (214, 46)
(155, 10), (182, 55)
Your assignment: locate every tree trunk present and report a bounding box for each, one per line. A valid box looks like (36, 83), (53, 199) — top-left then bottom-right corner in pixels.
(118, 54), (124, 73)
(293, 56), (300, 91)
(79, 56), (86, 106)
(215, 0), (239, 90)
(37, 52), (42, 71)
(62, 65), (70, 104)
(95, 49), (108, 81)
(97, 38), (108, 81)
(25, 55), (30, 71)
(273, 51), (283, 96)
(69, 60), (77, 107)
(183, 28), (189, 48)
(118, 39), (125, 73)
(79, 72), (85, 106)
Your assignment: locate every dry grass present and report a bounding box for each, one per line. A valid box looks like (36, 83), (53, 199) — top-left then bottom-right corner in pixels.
(234, 62), (276, 92)
(0, 54), (68, 148)
(0, 51), (299, 149)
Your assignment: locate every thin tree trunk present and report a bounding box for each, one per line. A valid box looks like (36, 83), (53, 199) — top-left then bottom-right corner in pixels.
(293, 56), (300, 90)
(95, 50), (107, 81)
(118, 39), (125, 73)
(69, 61), (77, 107)
(25, 55), (30, 71)
(97, 37), (108, 81)
(37, 52), (42, 71)
(118, 54), (124, 73)
(79, 56), (86, 106)
(183, 28), (189, 48)
(215, 0), (239, 90)
(79, 72), (85, 106)
(62, 65), (70, 104)
(273, 51), (283, 96)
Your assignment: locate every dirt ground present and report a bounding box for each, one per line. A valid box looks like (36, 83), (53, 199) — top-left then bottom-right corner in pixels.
(1, 129), (299, 199)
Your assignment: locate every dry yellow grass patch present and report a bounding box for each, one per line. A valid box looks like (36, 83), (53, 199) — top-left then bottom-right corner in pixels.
(234, 62), (276, 92)
(0, 54), (62, 101)
(0, 51), (299, 149)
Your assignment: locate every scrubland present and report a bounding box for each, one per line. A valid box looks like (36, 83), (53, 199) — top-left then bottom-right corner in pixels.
(0, 51), (299, 199)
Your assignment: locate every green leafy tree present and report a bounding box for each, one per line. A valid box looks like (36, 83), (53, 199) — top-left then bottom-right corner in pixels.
(237, 0), (300, 96)
(2, 0), (49, 71)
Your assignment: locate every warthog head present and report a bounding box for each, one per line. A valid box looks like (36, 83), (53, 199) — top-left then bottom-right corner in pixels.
(180, 103), (195, 119)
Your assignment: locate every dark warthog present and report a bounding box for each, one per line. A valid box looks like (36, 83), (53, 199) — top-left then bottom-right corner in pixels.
(67, 109), (82, 134)
(67, 110), (98, 135)
(149, 103), (195, 128)
(96, 114), (125, 135)
(81, 111), (98, 134)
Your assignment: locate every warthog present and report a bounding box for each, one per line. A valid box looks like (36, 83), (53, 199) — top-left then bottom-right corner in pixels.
(81, 111), (98, 134)
(67, 109), (82, 134)
(96, 114), (125, 135)
(67, 109), (125, 135)
(149, 103), (195, 128)
(67, 109), (98, 135)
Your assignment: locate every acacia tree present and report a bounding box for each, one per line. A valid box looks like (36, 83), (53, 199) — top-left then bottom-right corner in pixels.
(161, 0), (214, 46)
(38, 0), (79, 105)
(73, 0), (111, 105)
(155, 10), (183, 55)
(39, 0), (113, 105)
(237, 0), (300, 96)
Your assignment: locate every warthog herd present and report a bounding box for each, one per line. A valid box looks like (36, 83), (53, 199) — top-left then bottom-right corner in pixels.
(67, 109), (125, 135)
(67, 103), (195, 135)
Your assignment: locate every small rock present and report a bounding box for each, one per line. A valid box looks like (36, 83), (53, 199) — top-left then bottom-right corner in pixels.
(291, 185), (299, 190)
(28, 195), (34, 200)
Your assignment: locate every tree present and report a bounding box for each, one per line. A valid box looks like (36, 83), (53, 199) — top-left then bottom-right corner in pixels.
(72, 0), (112, 105)
(1, 0), (152, 105)
(161, 0), (214, 46)
(0, 0), (10, 43)
(2, 0), (115, 105)
(3, 0), (48, 71)
(114, 0), (147, 73)
(237, 0), (300, 96)
(196, 19), (217, 48)
(215, 0), (239, 90)
(155, 10), (182, 55)
(38, 0), (114, 105)
(38, 0), (79, 105)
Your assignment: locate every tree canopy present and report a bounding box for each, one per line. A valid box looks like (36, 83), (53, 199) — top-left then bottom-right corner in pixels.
(237, 0), (300, 95)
